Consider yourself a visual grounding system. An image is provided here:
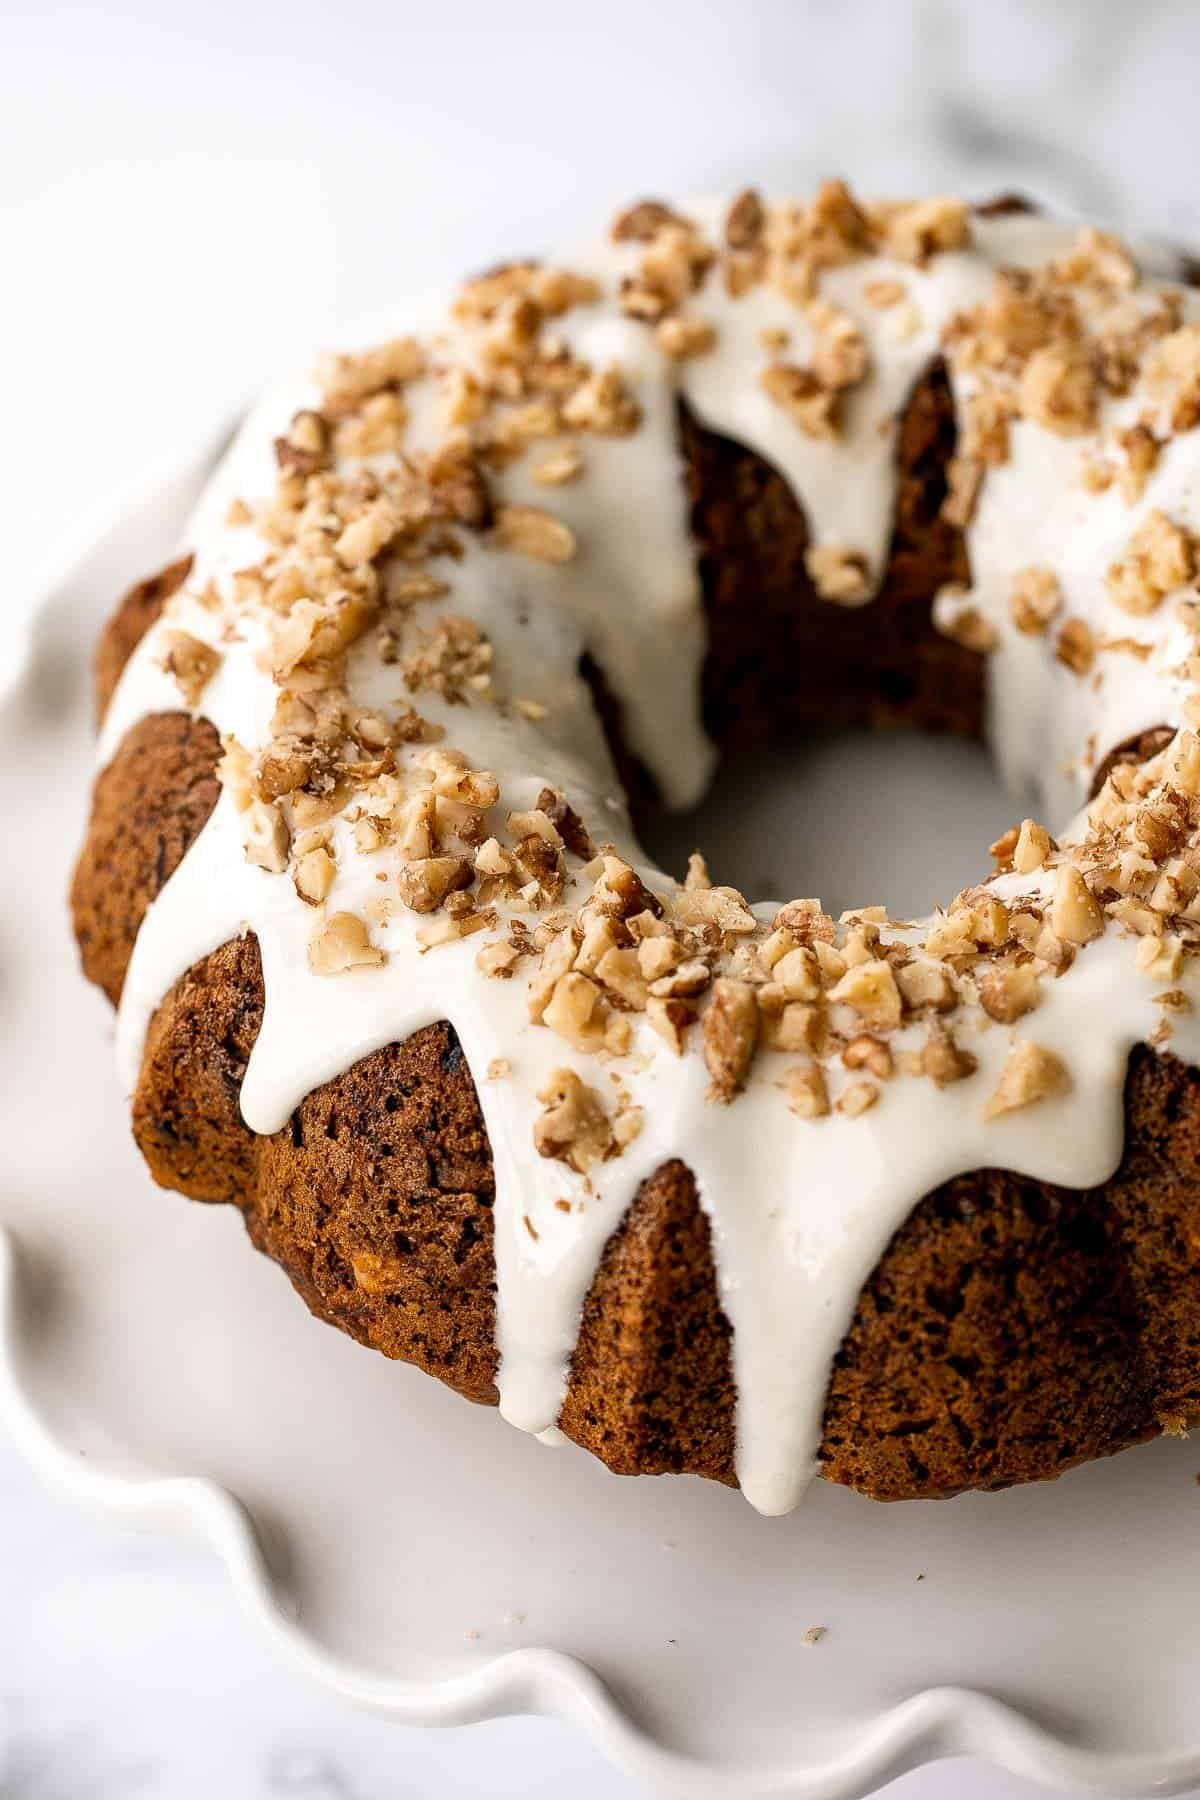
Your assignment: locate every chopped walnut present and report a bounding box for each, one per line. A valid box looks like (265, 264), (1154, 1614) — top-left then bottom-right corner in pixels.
(829, 958), (902, 1030)
(1166, 731), (1200, 797)
(1010, 567), (1062, 636)
(1055, 226), (1138, 293)
(805, 545), (871, 605)
(921, 1028), (978, 1087)
(160, 631), (221, 706)
(527, 930), (575, 1022)
(646, 994), (695, 1054)
(843, 1034), (893, 1080)
(270, 592), (378, 680)
(612, 198), (689, 242)
(863, 278), (906, 309)
(1117, 423), (1161, 503)
(535, 786), (594, 859)
(294, 845), (336, 905)
(942, 455), (985, 529)
(243, 799), (289, 874)
(637, 936), (682, 981)
(769, 946), (822, 1001)
(657, 315), (717, 359)
(673, 883), (756, 934)
(1137, 934), (1184, 983)
(725, 188), (765, 249)
(428, 440), (493, 529)
(1018, 346), (1097, 435)
(337, 390), (408, 457)
(308, 911), (386, 975)
(978, 963), (1042, 1022)
(785, 1062), (830, 1118)
(1055, 617), (1096, 676)
(543, 971), (607, 1052)
(494, 503), (577, 564)
(962, 385), (1016, 465)
(838, 1080), (878, 1117)
(317, 337), (424, 412)
(586, 853), (661, 922)
(593, 945), (648, 1010)
(1107, 510), (1195, 614)
(762, 362), (839, 439)
(561, 369), (642, 436)
(1145, 323), (1200, 432)
(1051, 863), (1104, 944)
(335, 499), (401, 567)
(533, 1068), (614, 1173)
(896, 959), (956, 1012)
(703, 978), (760, 1101)
(984, 1039), (1070, 1119)
(934, 594), (997, 653)
(877, 195), (969, 265)
(807, 300), (869, 391)
(401, 615), (493, 702)
(1013, 818), (1053, 873)
(532, 444), (584, 487)
(397, 855), (474, 913)
(760, 1000), (823, 1053)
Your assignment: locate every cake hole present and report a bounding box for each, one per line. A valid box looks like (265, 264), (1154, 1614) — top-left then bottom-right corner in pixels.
(642, 729), (1015, 919)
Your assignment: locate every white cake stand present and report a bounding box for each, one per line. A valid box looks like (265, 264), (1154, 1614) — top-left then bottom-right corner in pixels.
(4, 423), (1200, 1800)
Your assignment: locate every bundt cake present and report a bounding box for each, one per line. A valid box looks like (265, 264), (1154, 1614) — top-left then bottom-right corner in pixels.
(72, 186), (1200, 1513)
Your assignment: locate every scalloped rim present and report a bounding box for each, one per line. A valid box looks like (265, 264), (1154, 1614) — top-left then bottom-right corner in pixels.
(5, 415), (1200, 1800)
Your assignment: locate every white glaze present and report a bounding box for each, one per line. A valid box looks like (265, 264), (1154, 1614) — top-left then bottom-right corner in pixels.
(101, 199), (1200, 1514)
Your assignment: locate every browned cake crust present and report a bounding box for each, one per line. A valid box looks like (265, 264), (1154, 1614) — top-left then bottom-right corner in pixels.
(92, 554), (193, 727)
(70, 373), (1200, 1503)
(70, 710), (222, 1009)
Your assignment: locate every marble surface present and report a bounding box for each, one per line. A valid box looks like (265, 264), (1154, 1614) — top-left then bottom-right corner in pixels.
(4, 1), (1200, 1793)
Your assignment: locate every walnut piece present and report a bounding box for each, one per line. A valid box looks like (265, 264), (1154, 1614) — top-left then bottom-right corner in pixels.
(984, 1040), (1070, 1119)
(657, 315), (717, 359)
(1013, 818), (1053, 873)
(1051, 863), (1104, 945)
(703, 978), (759, 1101)
(1107, 510), (1196, 615)
(533, 1068), (614, 1173)
(978, 963), (1041, 1023)
(785, 1062), (829, 1118)
(1055, 617), (1095, 676)
(1018, 346), (1096, 435)
(829, 958), (902, 1030)
(397, 855), (474, 914)
(243, 799), (289, 874)
(294, 845), (336, 905)
(838, 1080), (878, 1117)
(805, 545), (871, 605)
(1009, 567), (1062, 636)
(308, 911), (386, 976)
(762, 362), (839, 440)
(494, 504), (577, 564)
(160, 631), (221, 707)
(921, 1028), (978, 1087)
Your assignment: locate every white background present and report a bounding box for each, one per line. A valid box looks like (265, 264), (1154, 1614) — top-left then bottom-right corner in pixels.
(4, 1), (1200, 1794)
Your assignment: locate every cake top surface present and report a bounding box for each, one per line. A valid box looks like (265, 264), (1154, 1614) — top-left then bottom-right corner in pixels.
(102, 185), (1200, 1511)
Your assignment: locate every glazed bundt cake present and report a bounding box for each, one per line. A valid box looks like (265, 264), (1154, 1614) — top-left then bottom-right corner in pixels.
(73, 186), (1200, 1512)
